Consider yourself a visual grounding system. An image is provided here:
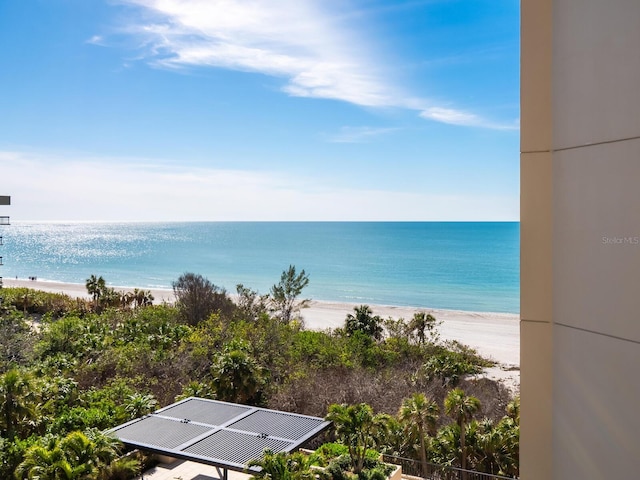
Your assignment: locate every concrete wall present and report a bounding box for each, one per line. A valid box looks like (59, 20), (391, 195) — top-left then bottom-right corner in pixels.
(521, 0), (640, 478)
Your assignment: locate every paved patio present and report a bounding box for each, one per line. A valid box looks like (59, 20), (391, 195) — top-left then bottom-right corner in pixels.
(136, 458), (252, 480)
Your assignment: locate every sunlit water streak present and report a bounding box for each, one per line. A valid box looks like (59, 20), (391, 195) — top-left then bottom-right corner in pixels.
(1, 222), (519, 313)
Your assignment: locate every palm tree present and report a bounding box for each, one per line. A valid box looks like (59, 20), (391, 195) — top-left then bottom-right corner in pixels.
(95, 455), (140, 480)
(466, 417), (519, 477)
(86, 429), (134, 478)
(326, 403), (387, 474)
(444, 388), (480, 476)
(133, 288), (154, 308)
(371, 413), (407, 457)
(247, 449), (314, 480)
(176, 381), (216, 401)
(16, 435), (92, 480)
(493, 416), (519, 477)
(124, 393), (158, 419)
(15, 442), (74, 480)
(100, 287), (120, 309)
(506, 396), (520, 424)
(408, 312), (440, 345)
(59, 431), (98, 474)
(398, 393), (439, 477)
(119, 291), (134, 309)
(469, 418), (497, 474)
(344, 305), (383, 341)
(85, 275), (106, 309)
(16, 430), (127, 480)
(429, 424), (459, 467)
(212, 345), (264, 404)
(0, 369), (36, 439)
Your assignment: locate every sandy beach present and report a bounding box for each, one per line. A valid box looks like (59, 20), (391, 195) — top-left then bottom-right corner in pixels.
(4, 278), (520, 367)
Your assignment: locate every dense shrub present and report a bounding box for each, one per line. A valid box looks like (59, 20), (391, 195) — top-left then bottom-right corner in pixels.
(0, 287), (83, 317)
(0, 281), (514, 477)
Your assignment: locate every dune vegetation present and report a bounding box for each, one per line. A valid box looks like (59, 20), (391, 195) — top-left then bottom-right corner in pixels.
(0, 267), (518, 478)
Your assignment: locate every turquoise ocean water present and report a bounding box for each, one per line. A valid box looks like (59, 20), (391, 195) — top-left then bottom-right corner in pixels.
(0, 222), (519, 313)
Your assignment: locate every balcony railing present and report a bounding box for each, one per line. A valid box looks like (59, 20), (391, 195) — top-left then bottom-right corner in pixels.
(382, 455), (518, 480)
(0, 216), (9, 225)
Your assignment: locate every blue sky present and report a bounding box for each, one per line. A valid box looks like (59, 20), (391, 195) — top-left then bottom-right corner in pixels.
(0, 0), (519, 221)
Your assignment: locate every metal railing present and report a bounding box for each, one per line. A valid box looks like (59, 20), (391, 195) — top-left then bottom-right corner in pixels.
(0, 216), (9, 225)
(382, 455), (517, 480)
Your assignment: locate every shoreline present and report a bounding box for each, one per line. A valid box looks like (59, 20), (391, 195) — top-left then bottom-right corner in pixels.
(3, 278), (520, 368)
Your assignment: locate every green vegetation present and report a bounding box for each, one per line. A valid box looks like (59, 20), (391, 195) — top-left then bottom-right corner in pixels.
(15, 430), (139, 480)
(249, 390), (519, 480)
(0, 265), (518, 479)
(173, 272), (233, 325)
(249, 443), (392, 480)
(270, 265), (310, 323)
(344, 305), (383, 341)
(248, 449), (315, 480)
(326, 403), (388, 474)
(398, 393), (438, 477)
(444, 388), (481, 474)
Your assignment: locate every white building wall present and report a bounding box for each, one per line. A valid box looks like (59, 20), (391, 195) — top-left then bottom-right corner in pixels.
(521, 0), (640, 478)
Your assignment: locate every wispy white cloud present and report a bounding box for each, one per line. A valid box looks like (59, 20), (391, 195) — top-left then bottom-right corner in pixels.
(86, 35), (106, 46)
(107, 0), (513, 130)
(420, 107), (481, 126)
(420, 107), (520, 130)
(0, 150), (518, 221)
(117, 0), (396, 107)
(327, 126), (399, 143)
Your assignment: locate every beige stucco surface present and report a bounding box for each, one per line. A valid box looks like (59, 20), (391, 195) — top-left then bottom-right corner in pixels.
(520, 0), (554, 477)
(520, 152), (553, 321)
(519, 0), (552, 152)
(553, 0), (640, 148)
(554, 140), (640, 341)
(553, 326), (640, 478)
(521, 0), (640, 478)
(519, 321), (552, 479)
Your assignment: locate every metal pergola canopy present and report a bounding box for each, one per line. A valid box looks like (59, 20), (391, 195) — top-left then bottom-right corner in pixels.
(109, 397), (331, 473)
